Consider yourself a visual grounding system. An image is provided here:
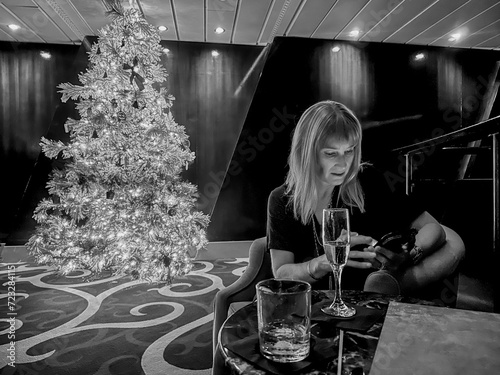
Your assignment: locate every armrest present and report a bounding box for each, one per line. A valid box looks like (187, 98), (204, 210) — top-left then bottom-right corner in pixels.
(212, 237), (271, 359)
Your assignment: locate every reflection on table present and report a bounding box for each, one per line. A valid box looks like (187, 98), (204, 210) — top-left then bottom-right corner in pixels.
(218, 290), (440, 375)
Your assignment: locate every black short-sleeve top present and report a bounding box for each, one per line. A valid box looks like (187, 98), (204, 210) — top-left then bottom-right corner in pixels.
(266, 166), (424, 290)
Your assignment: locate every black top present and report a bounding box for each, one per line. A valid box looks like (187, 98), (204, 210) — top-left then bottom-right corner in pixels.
(266, 165), (424, 290)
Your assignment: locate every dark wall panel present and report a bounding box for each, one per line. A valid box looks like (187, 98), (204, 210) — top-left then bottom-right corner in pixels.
(0, 42), (80, 241)
(208, 36), (500, 241)
(158, 41), (265, 216)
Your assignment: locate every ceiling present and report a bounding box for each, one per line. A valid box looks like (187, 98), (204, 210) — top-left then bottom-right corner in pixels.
(0, 0), (499, 50)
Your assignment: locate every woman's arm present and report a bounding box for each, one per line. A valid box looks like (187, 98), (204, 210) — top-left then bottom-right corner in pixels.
(367, 211), (465, 294)
(270, 249), (331, 284)
(372, 211), (447, 272)
(399, 224), (465, 292)
(411, 211), (447, 259)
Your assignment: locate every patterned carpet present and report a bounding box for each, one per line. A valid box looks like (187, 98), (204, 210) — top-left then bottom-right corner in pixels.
(0, 253), (249, 375)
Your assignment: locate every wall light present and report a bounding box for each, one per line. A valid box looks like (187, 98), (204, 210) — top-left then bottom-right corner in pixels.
(40, 51), (51, 59)
(8, 24), (20, 31)
(214, 27), (225, 34)
(211, 50), (219, 57)
(163, 48), (170, 54)
(332, 46), (340, 53)
(158, 26), (167, 32)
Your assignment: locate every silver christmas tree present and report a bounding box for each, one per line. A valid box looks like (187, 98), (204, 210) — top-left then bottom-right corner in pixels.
(27, 1), (209, 283)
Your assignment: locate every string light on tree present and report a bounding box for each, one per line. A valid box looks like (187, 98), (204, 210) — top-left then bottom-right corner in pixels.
(26, 0), (209, 284)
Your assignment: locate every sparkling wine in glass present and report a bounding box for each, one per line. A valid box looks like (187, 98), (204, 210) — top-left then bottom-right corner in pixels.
(321, 208), (356, 318)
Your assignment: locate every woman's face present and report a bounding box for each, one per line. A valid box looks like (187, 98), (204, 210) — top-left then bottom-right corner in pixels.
(317, 136), (356, 187)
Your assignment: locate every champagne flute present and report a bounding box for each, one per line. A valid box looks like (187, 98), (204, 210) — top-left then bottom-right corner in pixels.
(321, 208), (356, 317)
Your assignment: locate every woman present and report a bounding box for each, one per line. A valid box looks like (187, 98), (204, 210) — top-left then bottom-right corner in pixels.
(267, 100), (464, 294)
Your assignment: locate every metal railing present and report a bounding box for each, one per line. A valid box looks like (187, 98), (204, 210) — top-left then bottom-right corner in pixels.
(391, 115), (500, 251)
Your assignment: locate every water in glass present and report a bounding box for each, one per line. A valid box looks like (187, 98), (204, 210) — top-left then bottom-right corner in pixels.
(259, 321), (310, 362)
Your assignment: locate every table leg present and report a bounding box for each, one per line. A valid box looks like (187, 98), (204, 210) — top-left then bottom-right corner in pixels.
(337, 329), (344, 375)
(213, 342), (231, 375)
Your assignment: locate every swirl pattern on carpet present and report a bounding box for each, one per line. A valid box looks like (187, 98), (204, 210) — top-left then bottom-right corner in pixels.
(0, 258), (248, 374)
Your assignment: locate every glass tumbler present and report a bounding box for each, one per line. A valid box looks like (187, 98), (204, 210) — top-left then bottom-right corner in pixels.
(256, 278), (312, 363)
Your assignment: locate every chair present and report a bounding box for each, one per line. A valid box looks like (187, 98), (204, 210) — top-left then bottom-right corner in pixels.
(212, 236), (273, 375)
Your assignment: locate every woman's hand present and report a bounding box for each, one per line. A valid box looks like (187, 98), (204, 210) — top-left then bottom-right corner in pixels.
(371, 246), (412, 274)
(313, 254), (334, 275)
(346, 234), (377, 269)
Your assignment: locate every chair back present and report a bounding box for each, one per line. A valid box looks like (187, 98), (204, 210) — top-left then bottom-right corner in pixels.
(212, 237), (272, 375)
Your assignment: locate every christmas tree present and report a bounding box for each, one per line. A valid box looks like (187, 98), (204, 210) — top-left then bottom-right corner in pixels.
(26, 0), (209, 283)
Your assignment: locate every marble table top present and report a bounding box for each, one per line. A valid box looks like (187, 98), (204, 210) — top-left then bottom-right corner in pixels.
(218, 290), (440, 375)
(371, 301), (500, 374)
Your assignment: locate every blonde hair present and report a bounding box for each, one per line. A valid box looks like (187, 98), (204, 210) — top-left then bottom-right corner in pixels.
(285, 100), (365, 225)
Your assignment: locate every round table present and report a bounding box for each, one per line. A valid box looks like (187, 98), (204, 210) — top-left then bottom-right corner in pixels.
(217, 290), (439, 375)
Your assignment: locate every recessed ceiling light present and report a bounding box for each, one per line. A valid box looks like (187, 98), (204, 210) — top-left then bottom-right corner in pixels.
(40, 51), (51, 59)
(211, 50), (219, 57)
(348, 29), (361, 37)
(414, 52), (425, 61)
(332, 46), (340, 53)
(8, 24), (20, 31)
(214, 27), (225, 34)
(158, 26), (167, 32)
(449, 33), (461, 42)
